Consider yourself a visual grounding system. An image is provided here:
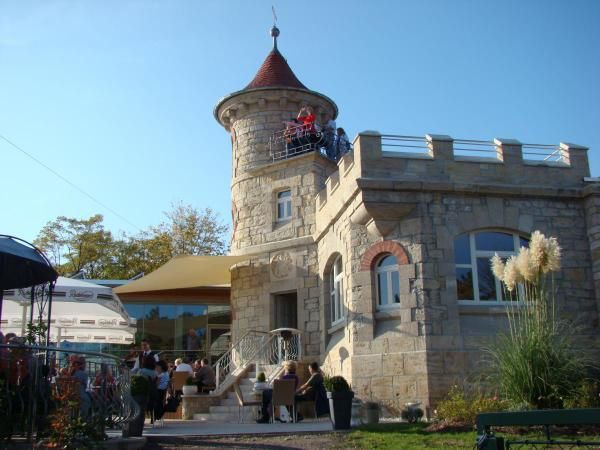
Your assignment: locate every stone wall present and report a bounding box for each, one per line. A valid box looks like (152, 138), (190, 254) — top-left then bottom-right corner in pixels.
(315, 132), (599, 412)
(216, 81), (599, 414)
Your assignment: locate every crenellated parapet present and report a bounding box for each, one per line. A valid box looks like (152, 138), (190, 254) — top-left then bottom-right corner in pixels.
(315, 131), (590, 238)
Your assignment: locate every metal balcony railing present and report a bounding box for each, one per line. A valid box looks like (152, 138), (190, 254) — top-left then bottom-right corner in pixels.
(269, 125), (351, 162)
(521, 143), (563, 162)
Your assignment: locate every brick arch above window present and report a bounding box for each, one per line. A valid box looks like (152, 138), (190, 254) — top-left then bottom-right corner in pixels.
(360, 241), (409, 271)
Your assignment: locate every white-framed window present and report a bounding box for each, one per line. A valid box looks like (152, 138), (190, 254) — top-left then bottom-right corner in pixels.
(276, 190), (292, 221)
(330, 255), (344, 324)
(455, 230), (529, 303)
(375, 254), (400, 309)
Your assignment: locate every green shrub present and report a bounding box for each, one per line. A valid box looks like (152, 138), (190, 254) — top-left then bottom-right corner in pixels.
(324, 375), (351, 393)
(563, 378), (600, 409)
(436, 386), (508, 425)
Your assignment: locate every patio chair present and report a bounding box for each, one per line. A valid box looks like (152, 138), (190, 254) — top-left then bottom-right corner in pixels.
(271, 379), (296, 423)
(171, 372), (188, 394)
(233, 382), (261, 423)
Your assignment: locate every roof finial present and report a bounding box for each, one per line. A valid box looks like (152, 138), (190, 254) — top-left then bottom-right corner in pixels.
(271, 6), (279, 50)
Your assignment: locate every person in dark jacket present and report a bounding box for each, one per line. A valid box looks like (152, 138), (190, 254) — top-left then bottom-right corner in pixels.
(295, 362), (329, 420)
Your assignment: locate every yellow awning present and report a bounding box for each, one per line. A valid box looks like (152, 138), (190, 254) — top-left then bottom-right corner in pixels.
(113, 255), (248, 294)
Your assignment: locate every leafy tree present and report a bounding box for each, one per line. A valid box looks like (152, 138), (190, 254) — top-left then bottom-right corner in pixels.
(34, 214), (113, 278)
(34, 203), (229, 280)
(153, 203), (229, 257)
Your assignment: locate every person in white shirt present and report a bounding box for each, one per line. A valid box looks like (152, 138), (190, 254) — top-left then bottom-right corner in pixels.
(174, 357), (194, 374)
(132, 339), (159, 371)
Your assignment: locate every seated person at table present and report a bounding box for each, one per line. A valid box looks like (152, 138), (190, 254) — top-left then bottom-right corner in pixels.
(174, 357), (193, 374)
(193, 358), (216, 390)
(294, 361), (329, 420)
(257, 360), (299, 423)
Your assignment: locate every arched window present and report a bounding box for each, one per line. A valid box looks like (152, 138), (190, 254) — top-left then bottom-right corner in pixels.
(455, 230), (528, 303)
(330, 255), (344, 324)
(375, 254), (400, 309)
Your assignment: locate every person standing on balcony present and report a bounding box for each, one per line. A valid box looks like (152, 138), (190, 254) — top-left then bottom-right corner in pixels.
(322, 114), (337, 159)
(297, 106), (320, 148)
(335, 127), (350, 160)
(283, 118), (301, 152)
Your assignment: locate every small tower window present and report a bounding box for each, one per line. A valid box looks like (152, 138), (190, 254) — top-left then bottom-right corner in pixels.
(277, 190), (292, 221)
(330, 255), (344, 324)
(375, 254), (400, 309)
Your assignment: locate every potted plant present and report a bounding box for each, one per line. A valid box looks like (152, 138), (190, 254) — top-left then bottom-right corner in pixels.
(182, 376), (198, 395)
(324, 375), (354, 430)
(253, 372), (268, 390)
(127, 375), (150, 437)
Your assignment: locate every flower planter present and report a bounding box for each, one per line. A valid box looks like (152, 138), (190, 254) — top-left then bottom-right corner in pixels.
(327, 391), (354, 430)
(182, 385), (198, 395)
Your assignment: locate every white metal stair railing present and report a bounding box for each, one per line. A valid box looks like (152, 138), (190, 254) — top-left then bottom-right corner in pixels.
(213, 328), (303, 394)
(214, 330), (269, 392)
(255, 329), (303, 383)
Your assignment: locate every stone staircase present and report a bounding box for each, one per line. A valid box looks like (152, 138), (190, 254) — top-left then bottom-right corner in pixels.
(193, 371), (259, 422)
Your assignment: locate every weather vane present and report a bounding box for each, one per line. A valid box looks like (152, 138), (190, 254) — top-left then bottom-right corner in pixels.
(270, 6), (280, 50)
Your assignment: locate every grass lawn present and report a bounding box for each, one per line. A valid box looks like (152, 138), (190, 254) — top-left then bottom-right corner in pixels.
(340, 422), (600, 450)
(341, 423), (473, 450)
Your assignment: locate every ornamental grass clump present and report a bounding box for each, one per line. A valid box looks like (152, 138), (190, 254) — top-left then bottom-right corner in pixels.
(487, 231), (592, 409)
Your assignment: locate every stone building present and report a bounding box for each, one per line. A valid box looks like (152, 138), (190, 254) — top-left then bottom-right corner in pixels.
(213, 27), (600, 413)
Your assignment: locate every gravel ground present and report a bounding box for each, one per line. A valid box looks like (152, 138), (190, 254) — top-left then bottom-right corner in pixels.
(145, 432), (353, 450)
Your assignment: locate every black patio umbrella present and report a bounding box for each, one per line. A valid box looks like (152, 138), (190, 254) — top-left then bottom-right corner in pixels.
(0, 235), (58, 324)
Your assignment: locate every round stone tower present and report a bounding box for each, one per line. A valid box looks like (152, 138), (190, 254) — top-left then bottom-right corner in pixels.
(214, 27), (338, 353)
(215, 26), (338, 253)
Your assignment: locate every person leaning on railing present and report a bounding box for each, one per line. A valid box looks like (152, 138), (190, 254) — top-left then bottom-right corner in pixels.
(283, 118), (302, 151)
(335, 127), (350, 160)
(297, 106), (321, 147)
(322, 114), (337, 159)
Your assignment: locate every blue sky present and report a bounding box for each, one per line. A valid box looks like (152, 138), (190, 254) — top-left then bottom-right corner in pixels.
(2, 0), (599, 244)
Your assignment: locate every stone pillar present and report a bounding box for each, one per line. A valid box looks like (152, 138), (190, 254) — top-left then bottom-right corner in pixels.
(426, 134), (453, 160)
(355, 131), (382, 169)
(494, 138), (522, 165)
(561, 142), (590, 177)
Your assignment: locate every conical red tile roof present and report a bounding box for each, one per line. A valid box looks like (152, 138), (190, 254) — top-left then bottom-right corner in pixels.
(245, 49), (307, 91)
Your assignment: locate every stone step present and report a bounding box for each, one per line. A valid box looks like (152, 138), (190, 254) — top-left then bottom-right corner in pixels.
(210, 405), (244, 413)
(199, 411), (256, 423)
